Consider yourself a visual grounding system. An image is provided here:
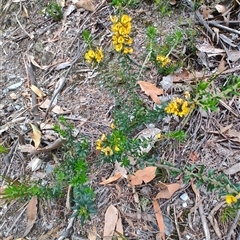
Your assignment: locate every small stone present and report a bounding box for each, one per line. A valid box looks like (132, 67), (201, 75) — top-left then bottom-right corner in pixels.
(182, 202), (188, 208)
(180, 193), (189, 201)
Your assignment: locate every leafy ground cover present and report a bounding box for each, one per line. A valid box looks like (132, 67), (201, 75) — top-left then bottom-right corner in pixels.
(0, 0), (240, 239)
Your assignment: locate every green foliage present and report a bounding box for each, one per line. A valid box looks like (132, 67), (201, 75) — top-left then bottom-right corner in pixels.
(221, 206), (240, 224)
(0, 145), (8, 154)
(165, 130), (186, 142)
(44, 2), (63, 21)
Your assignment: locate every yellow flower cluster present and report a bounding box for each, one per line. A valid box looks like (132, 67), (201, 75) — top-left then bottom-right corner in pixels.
(225, 195), (238, 205)
(85, 47), (104, 64)
(96, 134), (120, 156)
(156, 55), (171, 67)
(110, 15), (133, 54)
(165, 98), (191, 117)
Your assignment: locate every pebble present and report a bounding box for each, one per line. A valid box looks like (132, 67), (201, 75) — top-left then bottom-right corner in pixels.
(180, 193), (189, 201)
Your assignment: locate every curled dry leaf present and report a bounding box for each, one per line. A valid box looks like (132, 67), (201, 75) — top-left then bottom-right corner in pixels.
(103, 205), (118, 240)
(155, 182), (181, 199)
(137, 81), (163, 104)
(52, 105), (65, 114)
(30, 124), (41, 149)
(99, 172), (122, 185)
(129, 166), (157, 186)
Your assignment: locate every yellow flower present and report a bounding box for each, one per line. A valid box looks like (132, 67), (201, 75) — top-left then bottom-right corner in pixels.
(184, 91), (190, 100)
(156, 133), (161, 139)
(110, 123), (115, 129)
(156, 55), (171, 67)
(101, 146), (113, 156)
(226, 195), (237, 205)
(95, 47), (104, 63)
(111, 23), (121, 33)
(96, 139), (102, 150)
(120, 14), (131, 25)
(85, 49), (95, 63)
(125, 37), (133, 45)
(115, 43), (123, 52)
(123, 47), (133, 54)
(119, 25), (131, 35)
(110, 15), (118, 23)
(117, 36), (125, 44)
(101, 134), (107, 141)
(165, 98), (192, 117)
(114, 145), (120, 152)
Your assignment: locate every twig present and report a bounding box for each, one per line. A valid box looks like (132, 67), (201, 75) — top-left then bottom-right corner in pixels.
(26, 55), (40, 122)
(3, 140), (18, 166)
(227, 209), (240, 240)
(57, 210), (77, 240)
(198, 203), (211, 240)
(43, 42), (86, 121)
(208, 21), (240, 36)
(6, 202), (28, 234)
(173, 204), (182, 240)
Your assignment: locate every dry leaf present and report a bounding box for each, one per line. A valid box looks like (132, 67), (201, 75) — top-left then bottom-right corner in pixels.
(226, 50), (240, 62)
(52, 105), (65, 114)
(224, 163), (240, 175)
(74, 0), (95, 12)
(201, 5), (210, 19)
(114, 161), (127, 179)
(40, 98), (51, 109)
(30, 85), (45, 99)
(100, 172), (122, 185)
(129, 166), (156, 186)
(115, 214), (124, 240)
(30, 124), (41, 149)
(23, 196), (38, 237)
(137, 81), (163, 104)
(152, 199), (165, 240)
(103, 205), (118, 240)
(191, 180), (200, 198)
(19, 144), (35, 153)
(227, 129), (240, 139)
(215, 4), (226, 13)
(27, 157), (42, 171)
(189, 151), (199, 162)
(217, 55), (226, 73)
(155, 182), (181, 199)
(87, 226), (97, 240)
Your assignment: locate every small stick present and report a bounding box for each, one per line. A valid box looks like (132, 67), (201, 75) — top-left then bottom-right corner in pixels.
(199, 203), (211, 240)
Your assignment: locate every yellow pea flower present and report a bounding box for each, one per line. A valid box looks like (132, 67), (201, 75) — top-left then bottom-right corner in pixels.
(114, 145), (120, 152)
(123, 47), (133, 54)
(115, 43), (123, 52)
(125, 37), (133, 45)
(110, 15), (118, 23)
(101, 146), (113, 156)
(110, 123), (115, 129)
(117, 36), (125, 44)
(120, 14), (131, 25)
(95, 47), (104, 63)
(226, 195), (237, 205)
(101, 134), (107, 141)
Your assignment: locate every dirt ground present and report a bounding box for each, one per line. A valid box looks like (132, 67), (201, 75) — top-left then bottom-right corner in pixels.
(1, 0), (240, 239)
